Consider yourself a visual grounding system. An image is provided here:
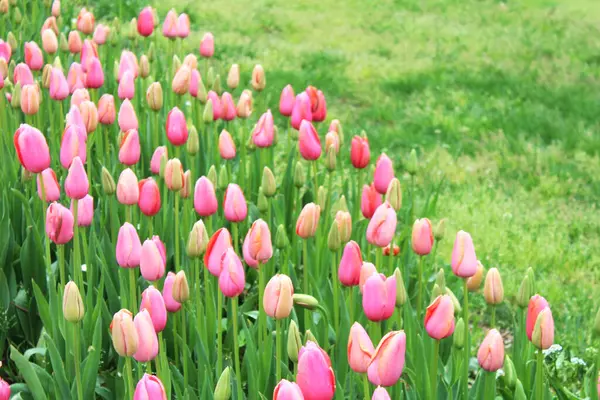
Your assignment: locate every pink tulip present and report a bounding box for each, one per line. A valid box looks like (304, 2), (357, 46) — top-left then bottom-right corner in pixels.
(0, 40), (11, 62)
(118, 70), (135, 100)
(150, 147), (167, 175)
(24, 42), (43, 70)
(252, 110), (275, 148)
(162, 272), (182, 312)
(41, 16), (59, 35)
(0, 378), (9, 400)
(49, 68), (69, 100)
(297, 341), (336, 400)
(189, 69), (201, 97)
(77, 9), (95, 35)
(65, 156), (89, 200)
(177, 13), (190, 38)
(359, 262), (378, 294)
(138, 7), (155, 37)
(373, 153), (394, 194)
(311, 90), (327, 122)
(207, 90), (222, 120)
(162, 9), (179, 38)
(14, 63), (34, 86)
(351, 136), (370, 169)
(263, 274), (294, 319)
(93, 24), (109, 45)
(70, 88), (90, 109)
(219, 248), (245, 298)
(68, 31), (83, 54)
(119, 129), (141, 166)
(14, 124), (51, 173)
(46, 202), (74, 244)
(367, 331), (406, 387)
(223, 184), (247, 222)
(37, 168), (61, 202)
(134, 374), (167, 400)
(67, 104), (88, 134)
(70, 194), (94, 226)
(172, 65), (191, 95)
(138, 178), (161, 216)
(67, 62), (85, 94)
(165, 107), (188, 146)
(526, 295), (549, 341)
(451, 230), (478, 278)
(411, 218), (434, 255)
(80, 40), (99, 73)
(116, 222), (142, 268)
(0, 75), (3, 90)
(119, 99), (139, 132)
(219, 130), (236, 160)
(199, 33), (214, 58)
(273, 379), (304, 400)
(372, 387), (391, 400)
(79, 101), (98, 134)
(140, 286), (167, 332)
(133, 309), (159, 362)
(291, 92), (312, 130)
(338, 240), (362, 286)
(532, 307), (554, 350)
(347, 322), (374, 373)
(204, 228), (232, 276)
(362, 273), (396, 321)
(424, 295), (455, 340)
(98, 94), (116, 125)
(366, 202), (397, 247)
(221, 92), (236, 121)
(21, 84), (40, 115)
(118, 50), (139, 81)
(140, 237), (166, 282)
(477, 329), (504, 372)
(279, 84), (295, 116)
(242, 219), (273, 268)
(296, 203), (321, 238)
(298, 120), (321, 161)
(117, 168), (140, 205)
(194, 176), (218, 217)
(85, 57), (104, 89)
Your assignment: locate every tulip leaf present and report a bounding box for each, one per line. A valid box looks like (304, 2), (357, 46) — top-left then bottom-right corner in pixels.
(10, 345), (48, 400)
(32, 281), (52, 338)
(44, 333), (71, 400)
(82, 316), (103, 400)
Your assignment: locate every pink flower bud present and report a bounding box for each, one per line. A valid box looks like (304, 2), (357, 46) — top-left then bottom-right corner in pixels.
(347, 322), (374, 373)
(77, 9), (95, 35)
(194, 176), (218, 217)
(223, 184), (247, 222)
(118, 70), (135, 100)
(150, 147), (167, 175)
(325, 132), (340, 154)
(71, 88), (90, 109)
(118, 50), (139, 81)
(279, 84), (295, 116)
(207, 90), (222, 120)
(119, 129), (141, 166)
(110, 309), (138, 357)
(41, 29), (58, 54)
(424, 295), (455, 340)
(373, 153), (394, 194)
(359, 262), (377, 294)
(81, 40), (98, 73)
(65, 156), (89, 199)
(85, 57), (104, 89)
(252, 110), (275, 148)
(526, 295), (549, 341)
(118, 99), (138, 132)
(411, 218), (433, 255)
(237, 90), (253, 118)
(297, 341), (335, 400)
(51, 0), (61, 17)
(338, 240), (362, 287)
(70, 194), (94, 226)
(13, 124), (51, 173)
(46, 202), (74, 244)
(21, 84), (40, 115)
(79, 100), (98, 133)
(351, 136), (370, 169)
(138, 178), (161, 216)
(98, 94), (116, 125)
(133, 309), (159, 362)
(162, 10), (178, 39)
(204, 228), (232, 276)
(134, 374), (167, 400)
(219, 248), (245, 298)
(242, 219), (273, 268)
(140, 286), (167, 332)
(24, 42), (43, 70)
(296, 203), (321, 239)
(67, 62), (85, 94)
(140, 236), (166, 282)
(298, 120), (321, 161)
(41, 17), (59, 36)
(372, 387), (391, 400)
(116, 222), (142, 268)
(137, 7), (155, 37)
(483, 267), (504, 305)
(362, 273), (396, 321)
(68, 31), (82, 54)
(177, 13), (190, 38)
(162, 272), (182, 312)
(451, 230), (478, 278)
(219, 130), (236, 160)
(366, 202), (397, 247)
(263, 274), (294, 319)
(477, 329), (504, 371)
(532, 307), (554, 350)
(60, 124), (87, 169)
(367, 331), (406, 387)
(117, 168), (140, 205)
(50, 68), (69, 100)
(251, 64), (266, 91)
(221, 92), (236, 121)
(291, 92), (312, 130)
(37, 168), (61, 202)
(172, 65), (191, 95)
(0, 40), (10, 62)
(311, 89), (327, 122)
(166, 107), (188, 146)
(200, 33), (214, 58)
(273, 379), (303, 400)
(93, 24), (109, 45)
(189, 69), (201, 97)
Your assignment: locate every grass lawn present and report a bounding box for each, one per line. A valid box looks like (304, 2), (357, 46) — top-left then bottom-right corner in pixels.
(160, 0), (600, 352)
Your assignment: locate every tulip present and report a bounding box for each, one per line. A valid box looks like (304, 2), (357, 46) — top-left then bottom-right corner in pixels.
(226, 64), (239, 89)
(163, 9), (178, 38)
(163, 107), (188, 148)
(338, 240), (362, 287)
(366, 202), (397, 247)
(37, 168), (61, 202)
(93, 24), (110, 45)
(134, 374), (167, 400)
(361, 183), (382, 219)
(117, 168), (140, 205)
(70, 194), (93, 226)
(298, 120), (321, 161)
(205, 228), (232, 276)
(325, 132), (340, 156)
(140, 286), (167, 333)
(347, 322), (374, 373)
(164, 158), (184, 191)
(263, 274), (294, 319)
(146, 82), (163, 111)
(424, 295), (455, 340)
(0, 40), (10, 63)
(162, 272), (182, 312)
(51, 0), (60, 17)
(64, 156), (88, 200)
(63, 281), (84, 322)
(177, 13), (190, 38)
(68, 31), (82, 54)
(252, 110), (275, 148)
(70, 88), (90, 109)
(297, 341), (335, 400)
(118, 99), (138, 132)
(242, 219), (273, 268)
(41, 29), (58, 54)
(451, 230), (478, 278)
(77, 9), (95, 35)
(188, 69), (201, 98)
(467, 261), (485, 291)
(411, 218), (434, 255)
(223, 184), (247, 222)
(207, 90), (222, 120)
(526, 294), (550, 340)
(45, 202), (74, 244)
(367, 330), (406, 387)
(183, 54), (198, 70)
(110, 309), (139, 357)
(477, 329), (504, 371)
(66, 63), (85, 94)
(219, 248), (245, 298)
(373, 153), (394, 194)
(252, 64), (266, 91)
(221, 92), (236, 121)
(138, 178), (161, 216)
(279, 84), (295, 116)
(296, 203), (320, 238)
(219, 130), (236, 159)
(49, 67), (69, 100)
(351, 135), (370, 169)
(116, 222), (142, 268)
(200, 32), (214, 57)
(24, 42), (43, 70)
(362, 273), (396, 321)
(118, 50), (139, 80)
(190, 177), (217, 218)
(20, 84), (40, 115)
(483, 268), (504, 305)
(148, 147), (167, 176)
(118, 129), (141, 166)
(118, 70), (135, 100)
(532, 307), (554, 349)
(237, 90), (253, 118)
(85, 57), (104, 89)
(41, 16), (59, 35)
(311, 89), (327, 122)
(172, 64), (191, 95)
(333, 211), (351, 243)
(171, 271), (190, 304)
(138, 7), (155, 37)
(132, 309), (159, 362)
(273, 380), (304, 400)
(80, 40), (99, 74)
(372, 387), (391, 400)
(291, 92), (312, 130)
(98, 94), (115, 125)
(13, 63), (34, 87)
(187, 220), (209, 258)
(140, 237), (166, 282)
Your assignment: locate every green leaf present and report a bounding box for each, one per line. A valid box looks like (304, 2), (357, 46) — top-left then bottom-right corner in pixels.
(32, 281), (53, 337)
(44, 333), (71, 400)
(82, 316), (103, 400)
(10, 345), (48, 400)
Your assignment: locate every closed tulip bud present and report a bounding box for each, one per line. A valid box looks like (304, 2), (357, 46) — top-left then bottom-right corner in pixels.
(403, 148), (417, 174)
(165, 158), (184, 191)
(45, 202), (74, 244)
(367, 331), (406, 387)
(70, 194), (93, 226)
(110, 309), (138, 357)
(58, 33), (69, 52)
(118, 70), (135, 100)
(594, 306), (600, 336)
(223, 184), (247, 221)
(172, 64), (191, 95)
(317, 186), (327, 210)
(296, 203), (320, 238)
(212, 74), (222, 94)
(97, 94), (115, 125)
(10, 82), (20, 108)
(182, 54), (197, 70)
(134, 374), (167, 400)
(147, 42), (155, 61)
(372, 387), (391, 400)
(20, 84), (40, 115)
(327, 221), (341, 252)
(137, 55), (149, 79)
(172, 271), (189, 303)
(223, 63), (239, 89)
(526, 267), (536, 294)
(363, 273), (396, 321)
(291, 293), (318, 311)
(77, 101), (97, 134)
(13, 9), (22, 24)
(138, 178), (161, 216)
(445, 287), (462, 314)
(477, 329), (504, 372)
(37, 168), (60, 202)
(205, 165), (217, 186)
(393, 268), (407, 306)
(287, 320), (302, 363)
(41, 65), (52, 89)
(451, 230), (478, 278)
(214, 367), (232, 400)
(501, 355), (516, 389)
(332, 211), (351, 244)
(453, 318), (465, 349)
(514, 380), (527, 400)
(242, 218), (273, 268)
(68, 31), (82, 54)
(118, 99), (138, 132)
(0, 59), (8, 79)
(361, 183), (383, 219)
(71, 87), (90, 108)
(526, 295), (550, 341)
(203, 99), (214, 123)
(177, 13), (190, 38)
(273, 379), (303, 400)
(383, 179), (401, 211)
(410, 218), (433, 256)
(432, 269), (445, 291)
(101, 167), (116, 195)
(297, 341), (335, 399)
(335, 240), (362, 287)
(187, 220), (209, 258)
(165, 107), (188, 146)
(116, 222), (142, 268)
(430, 219), (445, 241)
(137, 7), (155, 37)
(24, 42), (43, 71)
(77, 9), (95, 35)
(219, 248), (245, 298)
(133, 309), (159, 362)
(162, 272), (181, 312)
(252, 109), (275, 148)
(42, 29), (58, 54)
(366, 202), (397, 247)
(294, 161), (305, 188)
(7, 32), (17, 52)
(219, 129), (236, 159)
(117, 168), (139, 205)
(424, 295), (455, 340)
(347, 322), (374, 373)
(0, 0), (7, 13)
(532, 308), (554, 350)
(263, 274), (294, 319)
(181, 170), (192, 199)
(252, 64), (266, 91)
(216, 165), (228, 192)
(298, 120), (322, 161)
(430, 283), (443, 301)
(325, 147), (336, 171)
(140, 286), (167, 333)
(144, 82), (163, 111)
(279, 84), (295, 116)
(204, 228), (232, 276)
(199, 32), (215, 57)
(236, 89), (252, 118)
(373, 153), (394, 194)
(257, 167), (277, 198)
(63, 281), (84, 322)
(93, 24), (110, 45)
(65, 157), (89, 199)
(483, 268), (504, 305)
(466, 261), (485, 291)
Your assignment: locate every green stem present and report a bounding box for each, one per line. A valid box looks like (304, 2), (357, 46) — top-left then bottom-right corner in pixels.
(417, 255), (424, 320)
(331, 250), (339, 333)
(536, 350), (543, 400)
(491, 305), (496, 328)
(217, 290), (223, 374)
(73, 323), (83, 400)
(363, 374), (370, 400)
(174, 192), (180, 270)
(58, 245), (66, 290)
(259, 267), (266, 346)
(232, 297), (243, 399)
(349, 287), (354, 324)
(312, 161), (319, 198)
(125, 357), (134, 399)
(430, 339), (440, 398)
(39, 173), (51, 274)
(181, 306), (189, 390)
(130, 268), (138, 315)
(484, 370), (494, 399)
(462, 279), (469, 400)
(303, 239), (310, 331)
(276, 318), (282, 382)
(73, 200), (83, 295)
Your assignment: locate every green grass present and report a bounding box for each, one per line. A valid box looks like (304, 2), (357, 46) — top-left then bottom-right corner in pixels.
(161, 0), (600, 351)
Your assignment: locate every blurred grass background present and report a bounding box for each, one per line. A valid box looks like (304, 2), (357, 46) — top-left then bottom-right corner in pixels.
(154, 0), (600, 351)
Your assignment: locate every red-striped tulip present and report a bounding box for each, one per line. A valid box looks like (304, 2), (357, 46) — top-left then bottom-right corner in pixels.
(311, 89), (327, 122)
(77, 9), (95, 35)
(189, 69), (201, 97)
(14, 124), (51, 173)
(204, 228), (232, 276)
(37, 168), (61, 202)
(298, 120), (321, 160)
(273, 380), (303, 400)
(297, 341), (335, 400)
(200, 32), (214, 58)
(338, 240), (362, 287)
(361, 183), (382, 219)
(138, 178), (161, 216)
(263, 274), (294, 319)
(194, 176), (218, 217)
(296, 203), (320, 238)
(532, 307), (554, 349)
(221, 92), (236, 121)
(162, 9), (178, 39)
(177, 13), (190, 38)
(118, 70), (135, 100)
(424, 295), (455, 340)
(223, 184), (247, 222)
(118, 99), (138, 132)
(50, 68), (69, 100)
(137, 7), (155, 37)
(526, 295), (549, 341)
(347, 322), (374, 373)
(110, 309), (138, 357)
(367, 331), (406, 386)
(117, 168), (140, 205)
(279, 84), (295, 116)
(251, 64), (266, 91)
(119, 129), (141, 166)
(70, 194), (94, 226)
(207, 90), (222, 120)
(67, 62), (85, 94)
(252, 110), (275, 148)
(477, 329), (504, 371)
(366, 202), (396, 247)
(243, 219), (273, 268)
(219, 248), (245, 298)
(219, 130), (236, 159)
(451, 230), (478, 278)
(68, 31), (82, 54)
(46, 202), (74, 244)
(351, 136), (370, 169)
(411, 218), (434, 255)
(65, 156), (89, 199)
(116, 222), (142, 268)
(98, 94), (115, 125)
(150, 147), (167, 175)
(373, 153), (394, 194)
(362, 273), (396, 321)
(483, 268), (504, 305)
(134, 374), (167, 400)
(140, 286), (167, 332)
(140, 237), (166, 282)
(133, 309), (158, 362)
(21, 84), (40, 115)
(24, 42), (43, 70)
(162, 272), (182, 312)
(86, 57), (104, 89)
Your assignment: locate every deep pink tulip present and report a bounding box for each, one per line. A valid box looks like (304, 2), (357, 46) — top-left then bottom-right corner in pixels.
(133, 309), (159, 362)
(532, 307), (554, 350)
(219, 248), (245, 298)
(223, 184), (247, 222)
(373, 153), (394, 194)
(117, 168), (140, 205)
(93, 24), (110, 45)
(296, 203), (320, 238)
(362, 273), (396, 321)
(252, 110), (275, 148)
(366, 202), (397, 247)
(80, 39), (99, 73)
(367, 331), (406, 387)
(166, 107), (188, 146)
(347, 322), (374, 373)
(526, 295), (550, 341)
(98, 94), (116, 125)
(359, 262), (378, 294)
(204, 228), (232, 276)
(71, 88), (90, 109)
(140, 237), (167, 282)
(199, 33), (214, 58)
(0, 40), (11, 62)
(177, 13), (190, 38)
(451, 230), (478, 278)
(189, 69), (201, 97)
(140, 286), (167, 332)
(162, 272), (182, 312)
(298, 120), (322, 161)
(37, 168), (61, 202)
(118, 50), (139, 81)
(162, 9), (179, 39)
(279, 84), (295, 116)
(311, 90), (327, 122)
(13, 63), (34, 86)
(221, 92), (236, 121)
(138, 7), (155, 37)
(242, 219), (273, 268)
(14, 124), (51, 173)
(138, 178), (161, 216)
(119, 99), (139, 132)
(350, 136), (370, 169)
(0, 377), (9, 400)
(291, 92), (312, 130)
(297, 341), (336, 400)
(263, 274), (294, 319)
(70, 194), (94, 226)
(424, 295), (455, 340)
(219, 130), (236, 160)
(116, 222), (142, 268)
(46, 202), (75, 244)
(24, 42), (43, 70)
(119, 129), (141, 166)
(134, 374), (167, 400)
(338, 240), (363, 287)
(273, 379), (304, 400)
(68, 31), (83, 54)
(207, 90), (222, 120)
(118, 70), (135, 100)
(85, 57), (104, 89)
(477, 329), (504, 372)
(411, 218), (434, 255)
(194, 176), (218, 217)
(372, 387), (391, 400)
(150, 147), (167, 175)
(67, 62), (85, 94)
(65, 156), (89, 200)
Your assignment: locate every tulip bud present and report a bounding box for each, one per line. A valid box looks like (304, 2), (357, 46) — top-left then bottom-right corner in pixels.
(334, 195), (349, 213)
(327, 221), (341, 252)
(532, 308), (554, 350)
(63, 281), (84, 322)
(483, 267), (504, 305)
(275, 224), (288, 250)
(164, 158), (184, 191)
(187, 220), (209, 258)
(453, 318), (465, 349)
(435, 269), (446, 291)
(325, 146), (337, 172)
(207, 165), (217, 186)
(172, 271), (189, 303)
(11, 82), (21, 108)
(317, 186), (327, 210)
(293, 161), (305, 188)
(146, 82), (163, 111)
(305, 330), (318, 345)
(110, 309), (138, 357)
(334, 211), (352, 243)
(197, 79), (208, 104)
(431, 284), (443, 300)
(187, 125), (199, 155)
(212, 74), (221, 94)
(139, 55), (149, 78)
(516, 274), (532, 308)
(252, 64), (266, 91)
(14, 8), (22, 24)
(0, 0), (7, 14)
(477, 329), (504, 372)
(287, 320), (302, 363)
(394, 267), (407, 306)
(385, 178), (402, 211)
(405, 149), (418, 175)
(257, 191), (268, 213)
(227, 64), (239, 89)
(203, 99), (214, 123)
(262, 167), (276, 197)
(218, 164), (229, 191)
(293, 294), (319, 310)
(445, 287), (462, 314)
(172, 54), (181, 73)
(467, 261), (485, 292)
(0, 59), (7, 79)
(42, 64), (52, 88)
(147, 42), (155, 61)
(503, 355), (516, 389)
(214, 366), (232, 400)
(101, 167), (116, 195)
(206, 66), (215, 87)
(514, 380), (527, 400)
(526, 267), (536, 294)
